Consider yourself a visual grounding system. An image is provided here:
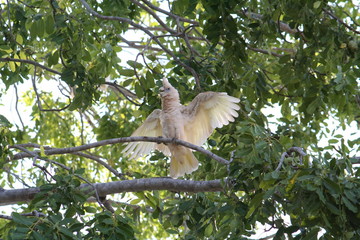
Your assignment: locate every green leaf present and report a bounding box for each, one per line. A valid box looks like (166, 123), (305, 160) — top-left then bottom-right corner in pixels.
(323, 178), (341, 195)
(127, 60), (143, 69)
(313, 1), (321, 9)
(37, 19), (44, 37)
(306, 98), (321, 114)
(246, 192), (264, 219)
(59, 226), (76, 238)
(45, 15), (55, 34)
(16, 34), (23, 45)
(65, 205), (77, 218)
(255, 140), (267, 151)
(204, 223), (213, 237)
(325, 201), (341, 215)
(134, 83), (144, 98)
(32, 231), (46, 240)
(9, 61), (16, 72)
(208, 139), (217, 146)
(302, 228), (320, 240)
(166, 229), (178, 235)
(238, 134), (254, 144)
(236, 147), (253, 156)
(0, 45), (13, 53)
(82, 49), (91, 61)
(328, 139), (339, 144)
(119, 68), (135, 77)
(342, 196), (358, 213)
(11, 212), (36, 226)
(0, 115), (11, 127)
(61, 68), (75, 85)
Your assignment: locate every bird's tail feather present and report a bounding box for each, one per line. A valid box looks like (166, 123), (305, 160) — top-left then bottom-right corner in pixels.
(170, 146), (198, 179)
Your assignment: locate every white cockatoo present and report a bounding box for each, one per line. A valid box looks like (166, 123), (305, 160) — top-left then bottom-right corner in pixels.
(122, 78), (240, 178)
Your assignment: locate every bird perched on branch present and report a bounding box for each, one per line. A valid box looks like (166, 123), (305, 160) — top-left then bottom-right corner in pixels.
(122, 78), (240, 178)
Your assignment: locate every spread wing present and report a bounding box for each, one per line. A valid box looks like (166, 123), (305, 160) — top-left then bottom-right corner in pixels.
(181, 92), (240, 146)
(122, 109), (170, 159)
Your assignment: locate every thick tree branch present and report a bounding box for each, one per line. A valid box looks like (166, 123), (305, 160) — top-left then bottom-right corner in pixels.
(0, 178), (223, 206)
(10, 136), (231, 165)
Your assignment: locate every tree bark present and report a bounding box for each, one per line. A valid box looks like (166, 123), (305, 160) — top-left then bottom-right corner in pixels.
(0, 178), (224, 206)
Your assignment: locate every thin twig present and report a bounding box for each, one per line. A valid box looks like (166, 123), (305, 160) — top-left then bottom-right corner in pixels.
(104, 81), (140, 106)
(118, 43), (162, 52)
(129, 0), (176, 34)
(79, 0), (201, 89)
(9, 143), (126, 179)
(2, 166), (32, 188)
(13, 85), (25, 130)
(11, 145), (106, 210)
(322, 8), (360, 34)
(72, 151), (125, 179)
(248, 47), (285, 57)
(244, 10), (299, 35)
(12, 145), (70, 171)
(141, 0), (199, 25)
(118, 35), (163, 52)
(31, 67), (71, 112)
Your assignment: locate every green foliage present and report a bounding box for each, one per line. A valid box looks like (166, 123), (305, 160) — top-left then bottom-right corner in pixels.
(3, 171), (136, 240)
(0, 0), (359, 239)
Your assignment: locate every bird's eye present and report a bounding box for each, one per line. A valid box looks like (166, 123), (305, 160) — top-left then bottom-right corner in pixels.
(166, 87), (170, 91)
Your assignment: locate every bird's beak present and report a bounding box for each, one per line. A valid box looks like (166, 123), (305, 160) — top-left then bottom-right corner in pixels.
(162, 77), (169, 86)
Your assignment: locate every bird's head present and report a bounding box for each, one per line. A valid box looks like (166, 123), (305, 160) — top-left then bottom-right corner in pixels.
(159, 78), (179, 100)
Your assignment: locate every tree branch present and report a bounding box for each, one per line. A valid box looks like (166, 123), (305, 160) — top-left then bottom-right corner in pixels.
(141, 0), (199, 25)
(10, 136), (231, 165)
(11, 145), (106, 210)
(322, 8), (360, 34)
(276, 147), (306, 171)
(103, 81), (140, 106)
(0, 58), (61, 75)
(0, 211), (46, 220)
(244, 11), (300, 35)
(31, 67), (71, 112)
(79, 0), (201, 88)
(13, 85), (25, 130)
(129, 0), (177, 34)
(0, 178), (223, 206)
(248, 46), (285, 57)
(243, 10), (307, 41)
